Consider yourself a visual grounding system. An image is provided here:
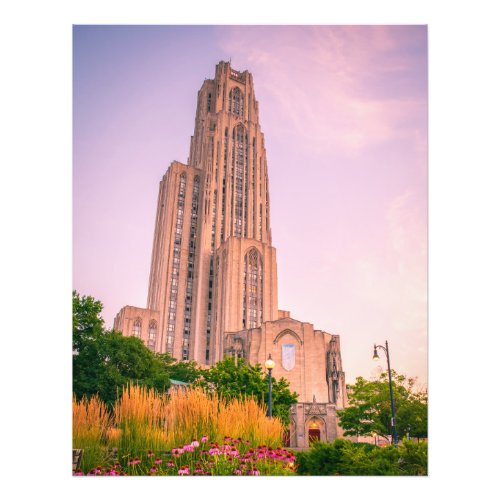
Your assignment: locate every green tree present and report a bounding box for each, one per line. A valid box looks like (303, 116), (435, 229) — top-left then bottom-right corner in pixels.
(197, 356), (298, 425)
(155, 352), (202, 384)
(73, 291), (171, 405)
(337, 371), (427, 441)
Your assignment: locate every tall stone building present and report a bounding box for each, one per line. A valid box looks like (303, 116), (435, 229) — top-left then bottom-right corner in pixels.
(114, 62), (347, 446)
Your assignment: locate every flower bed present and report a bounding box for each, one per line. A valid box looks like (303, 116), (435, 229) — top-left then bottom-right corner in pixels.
(74, 436), (296, 476)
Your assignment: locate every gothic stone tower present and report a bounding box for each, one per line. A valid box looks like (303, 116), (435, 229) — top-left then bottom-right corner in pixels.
(114, 63), (347, 445)
(115, 61), (278, 366)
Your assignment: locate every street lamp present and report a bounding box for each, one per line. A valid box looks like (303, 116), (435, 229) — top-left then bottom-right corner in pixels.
(265, 354), (275, 418)
(373, 341), (398, 445)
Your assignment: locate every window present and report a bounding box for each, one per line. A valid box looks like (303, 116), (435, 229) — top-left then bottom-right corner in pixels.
(232, 124), (246, 237)
(243, 249), (263, 329)
(148, 321), (157, 349)
(229, 87), (244, 117)
(132, 318), (142, 338)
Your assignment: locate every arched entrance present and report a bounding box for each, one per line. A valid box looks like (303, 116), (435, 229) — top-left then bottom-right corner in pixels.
(307, 417), (323, 444)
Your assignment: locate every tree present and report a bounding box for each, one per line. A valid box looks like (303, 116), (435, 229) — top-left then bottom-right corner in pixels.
(73, 291), (298, 418)
(155, 352), (202, 384)
(73, 291), (171, 405)
(337, 371), (427, 441)
(197, 356), (299, 425)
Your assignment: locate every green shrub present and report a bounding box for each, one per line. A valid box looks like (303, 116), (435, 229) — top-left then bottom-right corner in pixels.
(397, 439), (428, 475)
(295, 438), (427, 476)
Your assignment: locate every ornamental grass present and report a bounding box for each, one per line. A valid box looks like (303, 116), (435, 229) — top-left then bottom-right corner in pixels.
(164, 387), (284, 449)
(112, 384), (169, 458)
(103, 384), (284, 464)
(72, 394), (112, 471)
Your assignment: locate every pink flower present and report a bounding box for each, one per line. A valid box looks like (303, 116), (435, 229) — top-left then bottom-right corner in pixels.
(167, 461), (174, 467)
(73, 471), (84, 476)
(183, 444), (195, 452)
(178, 468), (190, 475)
(229, 450), (240, 457)
(209, 448), (221, 456)
(154, 458), (162, 464)
(191, 440), (200, 448)
(149, 467), (158, 474)
(201, 436), (208, 443)
(248, 469), (261, 476)
(172, 448), (184, 455)
(234, 469), (243, 475)
(147, 450), (154, 457)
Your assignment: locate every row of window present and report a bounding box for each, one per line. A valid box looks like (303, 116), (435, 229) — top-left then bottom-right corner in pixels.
(182, 176), (200, 360)
(166, 174), (187, 354)
(208, 86), (245, 118)
(132, 319), (157, 350)
(205, 189), (218, 364)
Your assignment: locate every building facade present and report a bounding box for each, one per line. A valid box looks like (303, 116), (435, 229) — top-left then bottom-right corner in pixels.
(114, 62), (347, 446)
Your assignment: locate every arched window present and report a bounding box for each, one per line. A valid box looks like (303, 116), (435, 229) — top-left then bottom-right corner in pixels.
(233, 124), (246, 237)
(229, 87), (244, 117)
(148, 320), (157, 349)
(132, 318), (142, 338)
(243, 248), (263, 329)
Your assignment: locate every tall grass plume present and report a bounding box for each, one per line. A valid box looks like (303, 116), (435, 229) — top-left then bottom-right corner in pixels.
(72, 394), (111, 472)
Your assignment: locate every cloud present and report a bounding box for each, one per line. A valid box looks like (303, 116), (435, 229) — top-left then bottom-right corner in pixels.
(216, 25), (427, 156)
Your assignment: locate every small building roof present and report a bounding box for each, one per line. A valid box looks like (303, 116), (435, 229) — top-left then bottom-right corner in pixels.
(170, 379), (190, 386)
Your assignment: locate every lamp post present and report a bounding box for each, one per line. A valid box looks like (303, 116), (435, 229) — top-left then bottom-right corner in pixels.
(265, 354), (275, 418)
(373, 341), (398, 445)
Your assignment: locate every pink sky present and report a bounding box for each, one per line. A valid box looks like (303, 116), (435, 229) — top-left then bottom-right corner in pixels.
(73, 25), (427, 385)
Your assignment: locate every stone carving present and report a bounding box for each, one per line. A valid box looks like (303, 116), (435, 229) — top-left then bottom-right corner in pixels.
(223, 333), (246, 359)
(305, 395), (327, 415)
(326, 337), (340, 404)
